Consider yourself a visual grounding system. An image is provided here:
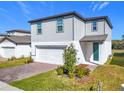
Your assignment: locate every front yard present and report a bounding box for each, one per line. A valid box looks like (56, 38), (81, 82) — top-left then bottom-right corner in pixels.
(9, 49), (124, 91)
(0, 49), (123, 91)
(0, 57), (32, 69)
(10, 65), (124, 91)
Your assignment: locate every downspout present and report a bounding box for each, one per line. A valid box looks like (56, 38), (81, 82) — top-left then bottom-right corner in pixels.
(72, 16), (74, 41)
(85, 21), (86, 36)
(104, 19), (105, 35)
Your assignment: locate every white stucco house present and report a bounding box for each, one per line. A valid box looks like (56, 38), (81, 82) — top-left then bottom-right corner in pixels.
(0, 30), (31, 58)
(28, 11), (113, 65)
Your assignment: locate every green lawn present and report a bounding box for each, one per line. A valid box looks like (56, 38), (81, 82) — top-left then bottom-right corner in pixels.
(0, 57), (31, 69)
(10, 65), (124, 91)
(109, 50), (124, 67)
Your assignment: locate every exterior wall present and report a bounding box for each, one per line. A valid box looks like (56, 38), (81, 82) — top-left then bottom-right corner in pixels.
(73, 17), (85, 41)
(15, 45), (31, 58)
(0, 39), (31, 58)
(31, 16), (73, 42)
(80, 41), (107, 65)
(101, 20), (112, 64)
(0, 39), (16, 57)
(85, 20), (105, 36)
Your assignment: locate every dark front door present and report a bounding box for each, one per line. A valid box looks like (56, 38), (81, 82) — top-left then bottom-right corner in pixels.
(93, 42), (99, 61)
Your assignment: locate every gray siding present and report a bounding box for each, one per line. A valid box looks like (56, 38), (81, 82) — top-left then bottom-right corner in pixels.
(85, 20), (105, 36)
(31, 17), (73, 42)
(74, 17), (85, 41)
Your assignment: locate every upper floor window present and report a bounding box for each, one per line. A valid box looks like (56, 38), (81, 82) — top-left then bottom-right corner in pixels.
(92, 21), (97, 31)
(56, 18), (63, 33)
(37, 22), (42, 34)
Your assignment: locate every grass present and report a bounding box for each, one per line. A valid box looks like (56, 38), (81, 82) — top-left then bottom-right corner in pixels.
(79, 65), (124, 91)
(112, 49), (124, 54)
(10, 70), (74, 91)
(0, 57), (32, 69)
(10, 65), (124, 91)
(108, 50), (124, 67)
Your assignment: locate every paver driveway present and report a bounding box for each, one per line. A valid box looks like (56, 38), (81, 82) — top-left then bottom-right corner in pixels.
(0, 62), (58, 83)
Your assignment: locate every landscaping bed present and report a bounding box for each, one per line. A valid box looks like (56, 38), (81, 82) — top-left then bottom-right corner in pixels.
(0, 57), (33, 69)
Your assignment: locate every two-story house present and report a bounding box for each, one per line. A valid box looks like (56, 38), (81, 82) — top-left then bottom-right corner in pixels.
(28, 11), (113, 65)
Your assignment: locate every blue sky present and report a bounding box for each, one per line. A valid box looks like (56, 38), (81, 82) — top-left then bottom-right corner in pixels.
(0, 1), (123, 40)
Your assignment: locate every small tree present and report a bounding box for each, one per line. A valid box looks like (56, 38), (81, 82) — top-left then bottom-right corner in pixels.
(122, 35), (124, 40)
(63, 43), (77, 74)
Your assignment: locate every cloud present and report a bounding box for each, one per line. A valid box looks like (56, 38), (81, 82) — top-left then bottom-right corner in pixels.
(39, 1), (47, 7)
(98, 2), (110, 11)
(90, 1), (110, 12)
(16, 1), (32, 20)
(92, 2), (101, 12)
(0, 8), (8, 13)
(16, 1), (31, 14)
(0, 7), (19, 25)
(90, 1), (95, 9)
(0, 13), (19, 25)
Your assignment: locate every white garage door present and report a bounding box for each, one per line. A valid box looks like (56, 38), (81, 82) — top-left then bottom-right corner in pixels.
(36, 46), (65, 65)
(2, 47), (15, 58)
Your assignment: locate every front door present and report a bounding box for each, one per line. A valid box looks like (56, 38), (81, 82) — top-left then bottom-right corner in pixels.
(93, 42), (99, 61)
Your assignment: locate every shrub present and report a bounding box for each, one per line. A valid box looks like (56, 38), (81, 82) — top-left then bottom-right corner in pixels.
(24, 57), (33, 64)
(56, 66), (63, 75)
(75, 67), (90, 78)
(68, 72), (74, 79)
(27, 57), (33, 63)
(113, 53), (124, 57)
(63, 43), (77, 74)
(10, 56), (16, 61)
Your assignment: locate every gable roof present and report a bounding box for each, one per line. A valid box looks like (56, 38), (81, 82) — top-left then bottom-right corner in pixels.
(0, 36), (31, 44)
(28, 11), (113, 29)
(7, 29), (31, 34)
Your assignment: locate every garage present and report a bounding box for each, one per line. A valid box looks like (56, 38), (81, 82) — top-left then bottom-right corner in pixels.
(2, 47), (15, 58)
(35, 45), (66, 65)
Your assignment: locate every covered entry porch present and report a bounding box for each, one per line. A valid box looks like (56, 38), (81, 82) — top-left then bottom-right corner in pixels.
(80, 35), (107, 64)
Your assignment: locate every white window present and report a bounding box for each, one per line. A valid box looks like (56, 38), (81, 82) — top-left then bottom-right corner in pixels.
(92, 21), (97, 31)
(56, 18), (63, 33)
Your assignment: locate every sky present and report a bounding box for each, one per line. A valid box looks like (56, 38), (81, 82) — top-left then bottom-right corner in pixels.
(0, 1), (124, 40)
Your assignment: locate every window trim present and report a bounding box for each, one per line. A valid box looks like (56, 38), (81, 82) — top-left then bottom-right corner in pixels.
(56, 17), (64, 33)
(37, 22), (42, 35)
(92, 21), (97, 32)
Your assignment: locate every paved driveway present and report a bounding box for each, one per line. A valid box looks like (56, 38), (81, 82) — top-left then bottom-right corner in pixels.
(0, 62), (58, 83)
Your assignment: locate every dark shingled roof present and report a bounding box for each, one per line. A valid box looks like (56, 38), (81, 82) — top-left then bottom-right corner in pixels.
(28, 11), (85, 23)
(28, 11), (113, 29)
(7, 29), (31, 34)
(80, 35), (108, 42)
(0, 36), (31, 44)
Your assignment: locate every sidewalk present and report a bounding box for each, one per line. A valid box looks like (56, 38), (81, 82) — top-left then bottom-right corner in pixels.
(0, 81), (23, 91)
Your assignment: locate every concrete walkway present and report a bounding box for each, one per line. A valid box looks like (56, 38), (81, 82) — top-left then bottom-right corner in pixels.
(0, 81), (22, 91)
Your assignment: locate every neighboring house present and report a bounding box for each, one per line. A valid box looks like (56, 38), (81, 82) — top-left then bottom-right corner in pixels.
(0, 34), (8, 39)
(29, 11), (113, 65)
(0, 30), (31, 58)
(7, 29), (31, 36)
